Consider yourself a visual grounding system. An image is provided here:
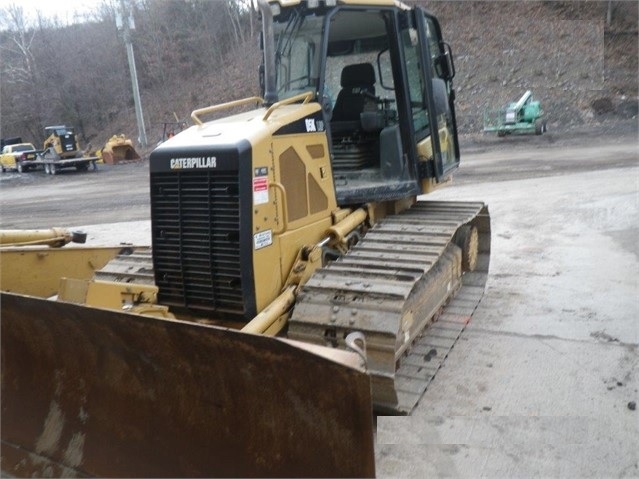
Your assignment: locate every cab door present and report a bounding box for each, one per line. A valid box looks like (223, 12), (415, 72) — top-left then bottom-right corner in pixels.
(412, 7), (460, 180)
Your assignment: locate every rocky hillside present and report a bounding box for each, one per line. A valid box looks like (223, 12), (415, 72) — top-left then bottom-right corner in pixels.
(4, 1), (633, 152)
(420, 1), (638, 133)
(178, 1), (638, 140)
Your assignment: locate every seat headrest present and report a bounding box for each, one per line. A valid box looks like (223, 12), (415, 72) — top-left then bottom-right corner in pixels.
(341, 63), (375, 88)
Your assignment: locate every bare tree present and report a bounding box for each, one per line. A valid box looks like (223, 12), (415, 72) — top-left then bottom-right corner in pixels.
(0, 4), (48, 140)
(0, 0), (261, 145)
(1, 5), (37, 86)
(224, 0), (246, 47)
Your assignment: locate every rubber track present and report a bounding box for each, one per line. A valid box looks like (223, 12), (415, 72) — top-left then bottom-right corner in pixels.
(288, 200), (491, 414)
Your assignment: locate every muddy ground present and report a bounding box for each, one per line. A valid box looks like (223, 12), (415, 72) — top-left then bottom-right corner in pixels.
(380, 122), (638, 477)
(0, 120), (636, 231)
(1, 120), (637, 476)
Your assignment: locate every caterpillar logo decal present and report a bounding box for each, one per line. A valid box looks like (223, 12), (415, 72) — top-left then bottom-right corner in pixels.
(170, 156), (217, 169)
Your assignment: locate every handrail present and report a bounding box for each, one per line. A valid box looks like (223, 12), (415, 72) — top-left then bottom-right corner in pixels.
(269, 182), (288, 234)
(262, 91), (314, 121)
(191, 96), (264, 126)
(190, 90), (314, 126)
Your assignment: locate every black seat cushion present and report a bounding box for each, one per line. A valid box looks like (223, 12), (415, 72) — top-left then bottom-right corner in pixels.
(332, 63), (376, 122)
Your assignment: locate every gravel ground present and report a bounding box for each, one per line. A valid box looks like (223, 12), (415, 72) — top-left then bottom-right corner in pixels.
(378, 124), (638, 477)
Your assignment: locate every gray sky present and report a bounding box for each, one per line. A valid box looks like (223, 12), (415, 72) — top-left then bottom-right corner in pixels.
(0, 0), (105, 25)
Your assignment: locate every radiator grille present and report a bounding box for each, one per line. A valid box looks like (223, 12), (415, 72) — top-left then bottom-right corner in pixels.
(150, 170), (244, 316)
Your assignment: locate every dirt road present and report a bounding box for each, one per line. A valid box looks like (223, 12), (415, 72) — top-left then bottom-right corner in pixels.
(0, 122), (636, 231)
(0, 160), (151, 229)
(380, 125), (638, 477)
(1, 123), (637, 476)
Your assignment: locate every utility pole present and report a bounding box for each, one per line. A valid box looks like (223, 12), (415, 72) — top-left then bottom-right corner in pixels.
(116, 0), (147, 148)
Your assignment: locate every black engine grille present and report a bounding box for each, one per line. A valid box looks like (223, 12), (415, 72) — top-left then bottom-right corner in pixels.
(150, 170), (244, 317)
(61, 134), (76, 152)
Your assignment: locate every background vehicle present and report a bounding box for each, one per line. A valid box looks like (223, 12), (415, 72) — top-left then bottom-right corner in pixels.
(42, 125), (82, 159)
(100, 134), (141, 164)
(37, 125), (99, 174)
(483, 90), (547, 136)
(0, 141), (38, 172)
(1, 0), (490, 476)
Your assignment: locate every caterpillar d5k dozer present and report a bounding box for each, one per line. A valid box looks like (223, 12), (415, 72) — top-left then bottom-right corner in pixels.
(1, 0), (491, 477)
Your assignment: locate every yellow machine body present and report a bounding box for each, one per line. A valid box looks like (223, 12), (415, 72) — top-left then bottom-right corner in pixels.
(1, 1), (492, 477)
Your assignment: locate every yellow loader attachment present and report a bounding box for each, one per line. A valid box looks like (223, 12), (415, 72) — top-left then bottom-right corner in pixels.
(0, 245), (138, 299)
(1, 294), (374, 478)
(100, 135), (141, 164)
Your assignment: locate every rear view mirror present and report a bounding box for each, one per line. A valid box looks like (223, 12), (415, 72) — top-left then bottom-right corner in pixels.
(438, 42), (455, 80)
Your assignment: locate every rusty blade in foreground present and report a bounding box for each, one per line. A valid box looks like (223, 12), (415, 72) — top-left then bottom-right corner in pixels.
(1, 292), (375, 478)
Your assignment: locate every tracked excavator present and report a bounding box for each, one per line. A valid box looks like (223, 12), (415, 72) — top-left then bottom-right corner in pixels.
(1, 0), (490, 477)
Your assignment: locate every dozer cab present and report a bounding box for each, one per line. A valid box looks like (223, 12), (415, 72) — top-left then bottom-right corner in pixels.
(1, 0), (490, 477)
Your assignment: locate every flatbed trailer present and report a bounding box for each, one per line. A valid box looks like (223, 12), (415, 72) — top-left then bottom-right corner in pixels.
(34, 153), (99, 175)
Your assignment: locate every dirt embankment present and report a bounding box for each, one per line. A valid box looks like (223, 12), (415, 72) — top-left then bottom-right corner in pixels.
(423, 1), (638, 134)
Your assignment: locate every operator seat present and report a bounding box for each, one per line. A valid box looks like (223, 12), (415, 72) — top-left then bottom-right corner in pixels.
(331, 63), (377, 128)
(330, 63), (383, 171)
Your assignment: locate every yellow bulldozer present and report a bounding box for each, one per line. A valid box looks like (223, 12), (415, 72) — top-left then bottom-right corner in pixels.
(1, 0), (491, 477)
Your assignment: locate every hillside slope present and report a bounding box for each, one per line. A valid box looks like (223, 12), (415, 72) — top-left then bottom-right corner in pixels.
(427, 1), (638, 133)
(144, 0), (636, 148)
(2, 1), (635, 153)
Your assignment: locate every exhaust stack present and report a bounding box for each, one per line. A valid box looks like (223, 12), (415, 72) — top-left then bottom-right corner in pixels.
(258, 0), (278, 105)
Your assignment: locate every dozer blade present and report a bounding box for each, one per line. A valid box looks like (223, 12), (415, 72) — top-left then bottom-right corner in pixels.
(1, 292), (375, 478)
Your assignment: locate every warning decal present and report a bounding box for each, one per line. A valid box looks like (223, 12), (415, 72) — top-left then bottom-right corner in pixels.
(253, 176), (269, 205)
(254, 230), (273, 250)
